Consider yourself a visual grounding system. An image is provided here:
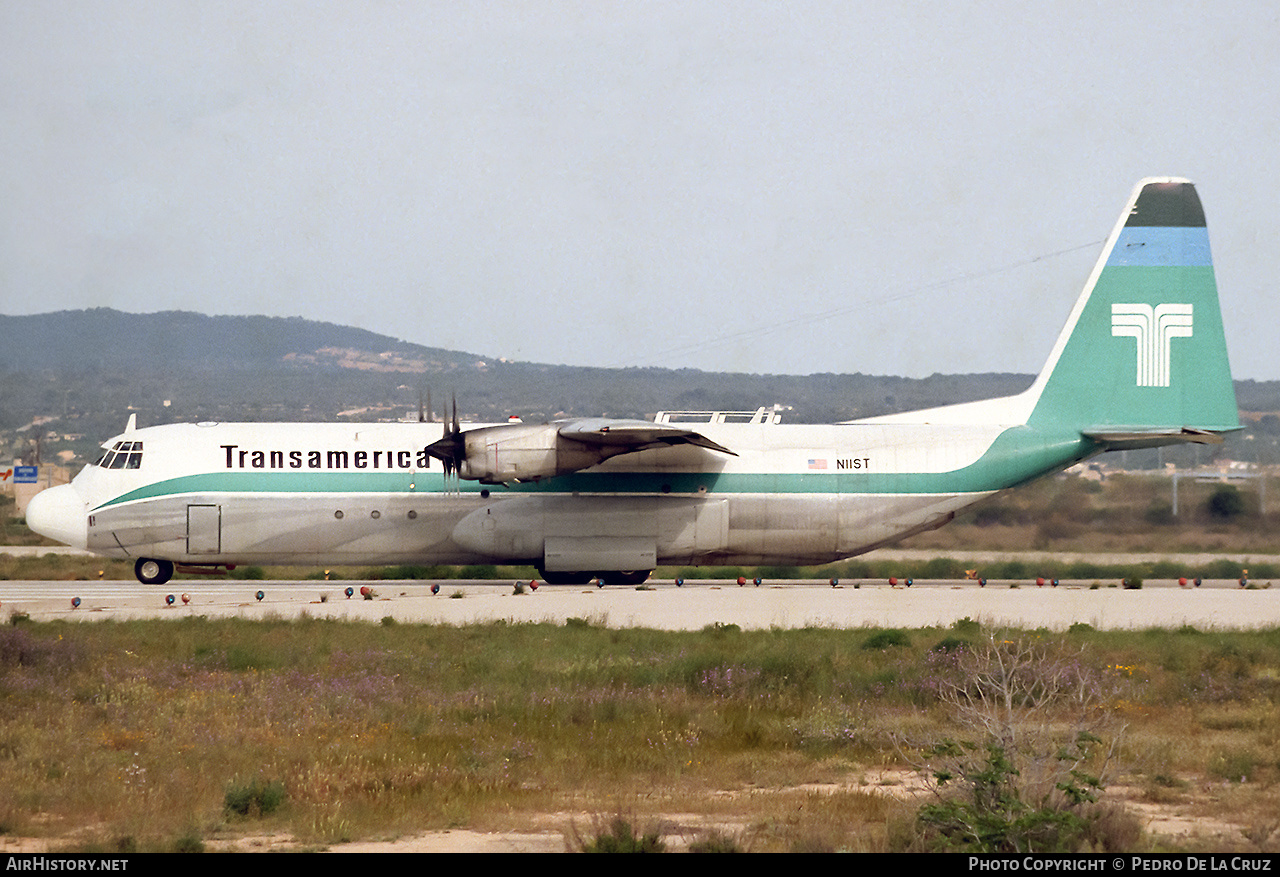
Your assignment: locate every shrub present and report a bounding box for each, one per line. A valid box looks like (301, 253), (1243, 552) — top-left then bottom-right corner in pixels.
(576, 817), (665, 853)
(911, 636), (1125, 853)
(688, 830), (747, 853)
(1207, 485), (1246, 520)
(171, 830), (205, 853)
(224, 778), (286, 817)
(863, 629), (911, 650)
(917, 742), (1098, 853)
(1208, 747), (1260, 783)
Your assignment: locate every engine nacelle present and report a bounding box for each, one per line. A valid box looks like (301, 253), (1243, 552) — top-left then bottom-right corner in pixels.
(458, 423), (616, 483)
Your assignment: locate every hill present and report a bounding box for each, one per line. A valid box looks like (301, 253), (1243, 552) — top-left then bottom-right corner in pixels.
(0, 307), (1030, 423)
(0, 309), (470, 373)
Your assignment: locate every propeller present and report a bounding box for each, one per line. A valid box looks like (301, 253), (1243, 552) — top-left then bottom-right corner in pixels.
(424, 394), (466, 477)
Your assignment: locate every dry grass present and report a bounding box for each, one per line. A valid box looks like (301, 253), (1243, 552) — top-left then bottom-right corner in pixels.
(902, 473), (1280, 556)
(1, 617), (1278, 852)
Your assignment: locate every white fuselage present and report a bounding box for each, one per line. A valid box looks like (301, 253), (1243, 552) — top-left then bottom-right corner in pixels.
(38, 415), (1053, 570)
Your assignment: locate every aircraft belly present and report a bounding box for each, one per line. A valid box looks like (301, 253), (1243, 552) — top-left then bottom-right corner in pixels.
(835, 491), (994, 556)
(452, 495), (730, 566)
(224, 494), (494, 563)
(721, 494), (838, 564)
(713, 492), (995, 565)
(90, 493), (491, 565)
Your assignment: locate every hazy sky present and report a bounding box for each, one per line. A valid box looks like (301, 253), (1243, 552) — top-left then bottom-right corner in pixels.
(3, 2), (1277, 379)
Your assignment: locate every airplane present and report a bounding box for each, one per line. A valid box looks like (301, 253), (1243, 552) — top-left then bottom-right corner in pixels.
(25, 178), (1239, 586)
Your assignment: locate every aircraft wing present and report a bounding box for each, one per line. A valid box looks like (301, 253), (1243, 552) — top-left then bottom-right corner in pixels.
(557, 419), (737, 456)
(426, 415), (736, 484)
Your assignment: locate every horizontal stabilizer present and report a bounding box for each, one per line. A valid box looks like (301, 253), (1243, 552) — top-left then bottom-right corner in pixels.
(1082, 426), (1231, 451)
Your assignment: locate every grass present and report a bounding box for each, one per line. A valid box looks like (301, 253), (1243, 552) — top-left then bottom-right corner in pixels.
(1, 617), (1278, 852)
(4, 478), (1280, 850)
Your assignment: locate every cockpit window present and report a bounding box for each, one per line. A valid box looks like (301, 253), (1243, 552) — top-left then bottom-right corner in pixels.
(95, 441), (143, 470)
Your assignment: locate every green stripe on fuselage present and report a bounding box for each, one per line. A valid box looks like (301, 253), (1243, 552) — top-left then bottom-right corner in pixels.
(92, 425), (1095, 509)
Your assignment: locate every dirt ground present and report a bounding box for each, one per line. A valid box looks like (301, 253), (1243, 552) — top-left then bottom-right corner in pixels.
(1, 769), (1265, 853)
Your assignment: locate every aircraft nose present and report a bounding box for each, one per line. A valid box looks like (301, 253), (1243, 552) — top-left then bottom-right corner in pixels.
(24, 484), (88, 550)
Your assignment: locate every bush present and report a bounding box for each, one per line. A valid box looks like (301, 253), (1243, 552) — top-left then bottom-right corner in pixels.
(911, 636), (1125, 853)
(224, 778), (286, 817)
(917, 742), (1098, 853)
(171, 830), (205, 853)
(577, 817), (665, 853)
(688, 830), (746, 853)
(862, 629), (910, 650)
(1207, 485), (1247, 520)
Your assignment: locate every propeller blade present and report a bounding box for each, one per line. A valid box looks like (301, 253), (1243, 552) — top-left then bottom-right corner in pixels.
(423, 393), (466, 478)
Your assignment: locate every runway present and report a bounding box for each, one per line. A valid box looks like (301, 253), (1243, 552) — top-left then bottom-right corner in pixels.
(2, 577), (1278, 631)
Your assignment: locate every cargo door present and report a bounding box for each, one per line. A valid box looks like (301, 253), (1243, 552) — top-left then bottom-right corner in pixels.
(187, 504), (221, 555)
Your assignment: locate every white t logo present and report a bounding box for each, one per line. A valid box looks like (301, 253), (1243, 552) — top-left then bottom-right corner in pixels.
(1111, 303), (1194, 387)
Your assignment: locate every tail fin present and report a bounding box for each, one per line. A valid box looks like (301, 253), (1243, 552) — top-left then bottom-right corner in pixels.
(1024, 178), (1239, 444)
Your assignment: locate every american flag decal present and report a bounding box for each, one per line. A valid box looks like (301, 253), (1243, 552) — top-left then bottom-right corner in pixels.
(808, 459), (827, 470)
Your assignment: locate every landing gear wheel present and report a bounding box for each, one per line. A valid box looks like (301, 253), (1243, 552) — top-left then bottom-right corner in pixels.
(135, 558), (175, 585)
(598, 570), (652, 587)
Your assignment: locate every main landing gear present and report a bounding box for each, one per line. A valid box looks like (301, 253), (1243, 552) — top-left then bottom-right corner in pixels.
(134, 558), (175, 585)
(537, 569), (652, 587)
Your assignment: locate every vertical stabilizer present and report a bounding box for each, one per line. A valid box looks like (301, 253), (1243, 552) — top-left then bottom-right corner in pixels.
(1024, 178), (1238, 437)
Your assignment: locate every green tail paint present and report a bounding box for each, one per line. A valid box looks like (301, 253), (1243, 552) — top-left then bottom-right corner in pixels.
(1025, 178), (1239, 440)
(882, 178), (1243, 492)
